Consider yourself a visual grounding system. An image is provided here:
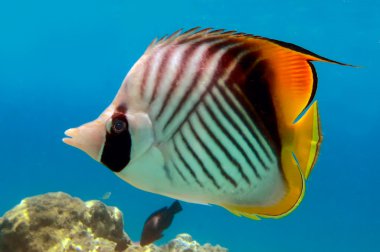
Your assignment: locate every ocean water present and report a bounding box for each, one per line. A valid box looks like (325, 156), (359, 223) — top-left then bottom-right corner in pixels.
(1, 0), (379, 251)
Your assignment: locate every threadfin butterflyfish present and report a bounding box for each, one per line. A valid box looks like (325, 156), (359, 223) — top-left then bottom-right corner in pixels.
(63, 28), (347, 220)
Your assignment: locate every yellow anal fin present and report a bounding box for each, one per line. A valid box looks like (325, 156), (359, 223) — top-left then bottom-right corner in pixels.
(221, 149), (305, 220)
(292, 102), (322, 179)
(227, 208), (261, 220)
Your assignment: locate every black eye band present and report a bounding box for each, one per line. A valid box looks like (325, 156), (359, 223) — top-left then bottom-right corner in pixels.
(101, 113), (131, 172)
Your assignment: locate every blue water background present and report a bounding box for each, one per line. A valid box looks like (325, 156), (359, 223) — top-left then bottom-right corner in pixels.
(1, 0), (379, 251)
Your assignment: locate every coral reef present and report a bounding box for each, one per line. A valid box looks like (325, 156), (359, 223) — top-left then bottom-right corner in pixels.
(126, 234), (227, 252)
(0, 192), (130, 252)
(0, 192), (228, 252)
(163, 233), (227, 252)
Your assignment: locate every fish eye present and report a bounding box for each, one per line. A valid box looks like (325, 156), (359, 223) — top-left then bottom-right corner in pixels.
(112, 118), (127, 134)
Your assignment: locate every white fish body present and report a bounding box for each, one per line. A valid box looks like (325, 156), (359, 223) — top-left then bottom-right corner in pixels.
(64, 28), (343, 219)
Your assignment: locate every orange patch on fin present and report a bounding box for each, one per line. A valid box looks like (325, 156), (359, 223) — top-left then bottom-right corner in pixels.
(222, 149), (305, 219)
(250, 39), (332, 125)
(220, 34), (349, 128)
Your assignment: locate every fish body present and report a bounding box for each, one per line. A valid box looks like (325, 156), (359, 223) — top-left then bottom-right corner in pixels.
(64, 28), (344, 219)
(140, 200), (182, 246)
(101, 192), (112, 200)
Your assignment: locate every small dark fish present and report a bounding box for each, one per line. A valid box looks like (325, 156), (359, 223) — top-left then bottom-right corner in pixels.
(140, 200), (182, 246)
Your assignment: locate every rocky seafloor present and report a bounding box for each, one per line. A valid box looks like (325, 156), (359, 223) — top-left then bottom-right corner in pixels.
(0, 192), (228, 252)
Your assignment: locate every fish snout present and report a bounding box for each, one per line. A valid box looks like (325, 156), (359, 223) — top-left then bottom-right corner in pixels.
(63, 119), (106, 161)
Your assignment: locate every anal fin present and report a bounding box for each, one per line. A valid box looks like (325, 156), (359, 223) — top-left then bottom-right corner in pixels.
(221, 151), (305, 220)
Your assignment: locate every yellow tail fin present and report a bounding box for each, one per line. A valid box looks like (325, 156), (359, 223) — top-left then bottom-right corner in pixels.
(292, 102), (322, 179)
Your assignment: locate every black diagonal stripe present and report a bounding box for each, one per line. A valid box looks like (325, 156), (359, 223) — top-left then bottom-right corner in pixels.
(205, 92), (264, 180)
(235, 59), (281, 154)
(168, 43), (244, 138)
(162, 66), (202, 132)
(215, 83), (274, 165)
(227, 53), (281, 155)
(178, 130), (221, 190)
(162, 39), (233, 133)
(169, 158), (189, 184)
(155, 37), (223, 122)
(210, 88), (270, 172)
(140, 54), (153, 97)
(173, 138), (203, 188)
(187, 119), (238, 188)
(154, 44), (198, 121)
(197, 102), (259, 182)
(149, 46), (175, 105)
(163, 164), (173, 182)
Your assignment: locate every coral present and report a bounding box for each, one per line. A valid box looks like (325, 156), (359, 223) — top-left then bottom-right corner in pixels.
(161, 233), (228, 252)
(124, 234), (228, 252)
(0, 192), (228, 252)
(0, 192), (130, 252)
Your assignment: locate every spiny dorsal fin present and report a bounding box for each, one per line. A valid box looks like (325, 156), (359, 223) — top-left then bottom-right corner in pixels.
(144, 27), (348, 124)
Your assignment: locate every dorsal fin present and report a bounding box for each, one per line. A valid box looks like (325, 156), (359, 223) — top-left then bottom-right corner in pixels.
(143, 27), (347, 148)
(144, 28), (347, 125)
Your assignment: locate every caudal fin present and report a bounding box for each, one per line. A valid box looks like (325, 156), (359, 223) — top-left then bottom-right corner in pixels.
(169, 200), (182, 215)
(292, 102), (322, 179)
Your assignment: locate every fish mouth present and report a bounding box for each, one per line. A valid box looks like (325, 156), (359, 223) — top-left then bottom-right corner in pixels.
(63, 128), (80, 147)
(63, 119), (106, 161)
